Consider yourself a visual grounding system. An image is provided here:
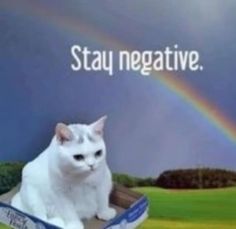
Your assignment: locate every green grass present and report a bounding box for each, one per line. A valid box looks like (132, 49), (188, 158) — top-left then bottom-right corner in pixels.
(134, 187), (236, 229)
(0, 224), (10, 229)
(1, 187), (236, 229)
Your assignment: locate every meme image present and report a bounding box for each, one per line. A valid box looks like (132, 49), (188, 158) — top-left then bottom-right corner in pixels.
(0, 1), (236, 229)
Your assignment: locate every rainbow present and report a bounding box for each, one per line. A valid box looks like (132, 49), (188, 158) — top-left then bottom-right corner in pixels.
(2, 0), (236, 143)
(159, 73), (236, 143)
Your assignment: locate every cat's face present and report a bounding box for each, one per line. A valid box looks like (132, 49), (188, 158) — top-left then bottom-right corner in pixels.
(55, 116), (107, 174)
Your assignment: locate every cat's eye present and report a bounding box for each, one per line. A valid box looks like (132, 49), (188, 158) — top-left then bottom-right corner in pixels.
(95, 150), (102, 158)
(73, 154), (84, 161)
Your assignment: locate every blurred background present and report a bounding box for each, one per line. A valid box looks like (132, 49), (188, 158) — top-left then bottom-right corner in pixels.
(0, 0), (236, 178)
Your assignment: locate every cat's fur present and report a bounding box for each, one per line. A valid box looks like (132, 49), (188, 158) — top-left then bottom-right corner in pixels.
(11, 116), (116, 229)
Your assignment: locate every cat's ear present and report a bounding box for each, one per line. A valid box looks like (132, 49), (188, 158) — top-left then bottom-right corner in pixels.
(55, 123), (73, 144)
(90, 116), (107, 136)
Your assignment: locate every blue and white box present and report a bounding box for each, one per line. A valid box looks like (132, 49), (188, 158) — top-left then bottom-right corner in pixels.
(0, 184), (148, 229)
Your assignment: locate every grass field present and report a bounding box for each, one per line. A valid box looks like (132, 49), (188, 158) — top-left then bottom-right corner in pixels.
(1, 187), (236, 229)
(135, 187), (236, 229)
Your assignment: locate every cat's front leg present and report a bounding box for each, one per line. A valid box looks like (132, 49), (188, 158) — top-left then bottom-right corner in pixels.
(96, 173), (117, 221)
(52, 194), (84, 229)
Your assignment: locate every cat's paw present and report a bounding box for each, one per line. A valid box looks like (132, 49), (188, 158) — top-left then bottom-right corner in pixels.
(66, 221), (84, 229)
(48, 217), (65, 228)
(97, 207), (117, 221)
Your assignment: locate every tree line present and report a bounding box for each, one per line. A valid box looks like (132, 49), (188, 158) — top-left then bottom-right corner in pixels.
(113, 168), (236, 189)
(1, 163), (236, 195)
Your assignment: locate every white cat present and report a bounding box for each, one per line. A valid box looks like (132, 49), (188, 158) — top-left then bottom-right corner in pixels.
(11, 116), (116, 229)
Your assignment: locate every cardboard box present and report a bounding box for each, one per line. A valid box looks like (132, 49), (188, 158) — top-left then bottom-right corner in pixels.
(0, 184), (148, 229)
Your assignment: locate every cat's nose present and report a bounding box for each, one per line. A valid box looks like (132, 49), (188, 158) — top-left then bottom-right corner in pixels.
(88, 164), (95, 170)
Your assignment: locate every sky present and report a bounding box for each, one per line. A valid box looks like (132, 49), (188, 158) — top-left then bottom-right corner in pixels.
(0, 0), (236, 177)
